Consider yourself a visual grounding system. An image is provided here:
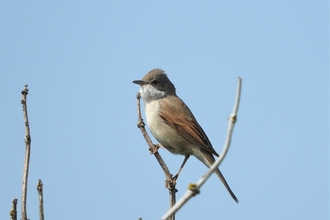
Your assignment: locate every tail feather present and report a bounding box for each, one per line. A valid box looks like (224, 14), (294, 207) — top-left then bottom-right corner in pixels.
(200, 149), (239, 203)
(214, 168), (239, 203)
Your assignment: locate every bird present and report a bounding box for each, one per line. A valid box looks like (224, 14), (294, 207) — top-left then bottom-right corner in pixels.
(133, 68), (238, 203)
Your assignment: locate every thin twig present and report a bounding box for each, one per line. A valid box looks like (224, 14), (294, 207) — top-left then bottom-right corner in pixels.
(135, 92), (176, 220)
(37, 179), (45, 220)
(9, 198), (18, 220)
(21, 84), (31, 220)
(161, 77), (242, 220)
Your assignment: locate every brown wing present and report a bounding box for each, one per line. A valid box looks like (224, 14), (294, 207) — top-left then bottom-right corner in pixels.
(158, 96), (219, 157)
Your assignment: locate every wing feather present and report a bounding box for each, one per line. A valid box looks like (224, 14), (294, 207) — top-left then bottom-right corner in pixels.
(158, 97), (219, 156)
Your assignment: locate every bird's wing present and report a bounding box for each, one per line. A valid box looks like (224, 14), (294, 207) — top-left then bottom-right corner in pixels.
(158, 96), (219, 156)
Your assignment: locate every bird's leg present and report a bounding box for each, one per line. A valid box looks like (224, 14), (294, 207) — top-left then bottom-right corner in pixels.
(172, 155), (190, 183)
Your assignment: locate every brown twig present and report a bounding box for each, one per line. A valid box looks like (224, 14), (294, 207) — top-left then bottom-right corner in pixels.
(9, 198), (18, 220)
(135, 92), (176, 220)
(37, 179), (45, 220)
(21, 84), (31, 220)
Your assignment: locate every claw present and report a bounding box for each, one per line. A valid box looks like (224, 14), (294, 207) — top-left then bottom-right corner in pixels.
(165, 177), (178, 190)
(149, 144), (160, 154)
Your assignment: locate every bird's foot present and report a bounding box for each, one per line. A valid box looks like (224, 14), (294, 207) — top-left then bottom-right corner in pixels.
(149, 144), (160, 154)
(149, 144), (162, 154)
(165, 175), (178, 190)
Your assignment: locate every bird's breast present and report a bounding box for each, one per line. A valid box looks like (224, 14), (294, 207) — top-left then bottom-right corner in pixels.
(145, 100), (166, 142)
(145, 100), (196, 156)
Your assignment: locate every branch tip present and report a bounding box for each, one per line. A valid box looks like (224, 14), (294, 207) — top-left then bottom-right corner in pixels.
(21, 84), (29, 95)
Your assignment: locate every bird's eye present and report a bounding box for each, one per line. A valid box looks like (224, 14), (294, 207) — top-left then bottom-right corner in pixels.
(151, 80), (159, 85)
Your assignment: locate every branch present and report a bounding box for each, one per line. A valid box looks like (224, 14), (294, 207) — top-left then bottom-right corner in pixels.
(9, 198), (18, 220)
(37, 179), (45, 220)
(21, 84), (31, 220)
(161, 77), (242, 220)
(135, 93), (176, 220)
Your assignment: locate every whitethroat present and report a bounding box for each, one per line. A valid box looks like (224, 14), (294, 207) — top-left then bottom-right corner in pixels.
(133, 68), (238, 203)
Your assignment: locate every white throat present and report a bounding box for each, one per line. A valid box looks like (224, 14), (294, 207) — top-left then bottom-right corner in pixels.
(140, 84), (166, 104)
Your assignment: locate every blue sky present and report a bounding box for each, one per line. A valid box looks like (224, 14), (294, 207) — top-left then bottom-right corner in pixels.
(0, 1), (328, 219)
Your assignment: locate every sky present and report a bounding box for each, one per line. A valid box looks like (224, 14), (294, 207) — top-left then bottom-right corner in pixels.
(0, 1), (328, 219)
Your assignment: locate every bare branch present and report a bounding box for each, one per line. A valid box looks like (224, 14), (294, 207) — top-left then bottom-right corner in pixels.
(37, 179), (45, 220)
(161, 78), (242, 220)
(21, 84), (31, 220)
(9, 198), (18, 220)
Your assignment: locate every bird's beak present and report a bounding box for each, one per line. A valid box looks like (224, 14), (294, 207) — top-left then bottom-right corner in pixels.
(132, 80), (146, 85)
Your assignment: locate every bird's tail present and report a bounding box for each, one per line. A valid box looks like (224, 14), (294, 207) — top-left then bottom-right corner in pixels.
(214, 167), (239, 203)
(200, 149), (239, 203)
